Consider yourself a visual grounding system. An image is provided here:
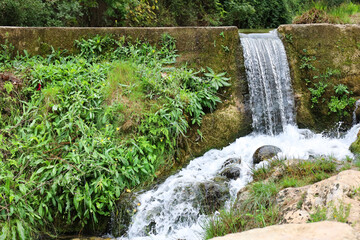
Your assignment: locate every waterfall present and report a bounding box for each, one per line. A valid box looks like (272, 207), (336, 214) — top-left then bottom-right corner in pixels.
(114, 32), (360, 240)
(353, 99), (360, 125)
(240, 30), (295, 135)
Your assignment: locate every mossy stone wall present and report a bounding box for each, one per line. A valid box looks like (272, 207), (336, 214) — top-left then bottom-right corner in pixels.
(278, 24), (360, 131)
(0, 26), (252, 161)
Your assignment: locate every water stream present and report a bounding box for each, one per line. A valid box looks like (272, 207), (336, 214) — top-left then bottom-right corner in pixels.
(117, 124), (359, 240)
(240, 30), (295, 135)
(353, 99), (360, 125)
(115, 31), (360, 240)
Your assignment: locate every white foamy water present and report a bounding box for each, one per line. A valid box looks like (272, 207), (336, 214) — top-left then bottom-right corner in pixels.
(241, 31), (295, 135)
(117, 124), (360, 240)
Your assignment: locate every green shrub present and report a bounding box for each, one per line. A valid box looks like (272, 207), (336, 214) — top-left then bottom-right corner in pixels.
(228, 0), (294, 28)
(0, 0), (49, 26)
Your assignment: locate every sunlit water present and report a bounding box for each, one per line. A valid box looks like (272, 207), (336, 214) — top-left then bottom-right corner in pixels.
(117, 124), (360, 240)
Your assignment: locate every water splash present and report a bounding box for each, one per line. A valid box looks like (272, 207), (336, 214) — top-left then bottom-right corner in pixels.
(240, 30), (295, 135)
(117, 124), (360, 240)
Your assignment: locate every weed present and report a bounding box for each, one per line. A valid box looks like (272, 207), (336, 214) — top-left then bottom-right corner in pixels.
(296, 193), (306, 210)
(203, 181), (280, 239)
(281, 176), (298, 188)
(203, 209), (244, 240)
(285, 33), (293, 44)
(328, 84), (356, 117)
(308, 206), (327, 222)
(221, 45), (230, 53)
(331, 202), (351, 223)
(309, 81), (328, 107)
(299, 54), (316, 71)
(0, 39), (15, 63)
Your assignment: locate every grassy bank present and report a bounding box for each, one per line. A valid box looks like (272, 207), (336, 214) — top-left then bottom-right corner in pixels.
(0, 34), (229, 238)
(203, 156), (360, 239)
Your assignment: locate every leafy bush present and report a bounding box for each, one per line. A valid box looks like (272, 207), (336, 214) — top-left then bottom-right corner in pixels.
(0, 34), (230, 238)
(0, 0), (49, 26)
(227, 0), (294, 28)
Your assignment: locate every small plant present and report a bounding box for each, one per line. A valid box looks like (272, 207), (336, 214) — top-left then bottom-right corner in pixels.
(203, 209), (244, 240)
(221, 45), (230, 53)
(252, 166), (271, 182)
(285, 33), (293, 43)
(204, 67), (231, 90)
(328, 84), (356, 117)
(3, 82), (13, 94)
(296, 193), (306, 210)
(309, 81), (328, 107)
(331, 202), (351, 223)
(0, 39), (15, 63)
(299, 54), (316, 71)
(281, 176), (298, 188)
(308, 206), (327, 222)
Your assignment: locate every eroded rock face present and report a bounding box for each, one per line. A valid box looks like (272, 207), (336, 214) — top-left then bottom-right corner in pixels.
(209, 221), (360, 240)
(278, 24), (360, 131)
(276, 170), (360, 231)
(253, 145), (282, 164)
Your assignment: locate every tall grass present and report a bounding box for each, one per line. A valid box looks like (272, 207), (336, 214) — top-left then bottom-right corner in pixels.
(293, 0), (360, 24)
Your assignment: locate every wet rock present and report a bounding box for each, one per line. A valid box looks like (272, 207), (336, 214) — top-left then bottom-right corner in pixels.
(221, 157), (241, 168)
(253, 145), (282, 164)
(111, 193), (139, 237)
(220, 166), (241, 180)
(197, 181), (229, 214)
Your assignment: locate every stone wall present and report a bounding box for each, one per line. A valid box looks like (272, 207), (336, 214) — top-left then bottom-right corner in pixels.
(278, 24), (360, 131)
(0, 26), (252, 161)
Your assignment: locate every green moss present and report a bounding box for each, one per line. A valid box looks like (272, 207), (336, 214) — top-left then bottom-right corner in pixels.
(278, 24), (360, 131)
(350, 134), (360, 154)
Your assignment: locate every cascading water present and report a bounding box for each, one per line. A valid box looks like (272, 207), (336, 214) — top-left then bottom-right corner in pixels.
(115, 32), (360, 240)
(353, 99), (360, 125)
(240, 31), (295, 135)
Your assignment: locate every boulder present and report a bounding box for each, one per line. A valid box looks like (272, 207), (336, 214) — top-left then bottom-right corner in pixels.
(253, 145), (282, 164)
(220, 166), (241, 180)
(197, 181), (229, 214)
(209, 221), (360, 240)
(276, 170), (360, 231)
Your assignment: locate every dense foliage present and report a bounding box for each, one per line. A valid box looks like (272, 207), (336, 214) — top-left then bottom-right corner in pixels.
(1, 0), (358, 28)
(0, 34), (229, 238)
